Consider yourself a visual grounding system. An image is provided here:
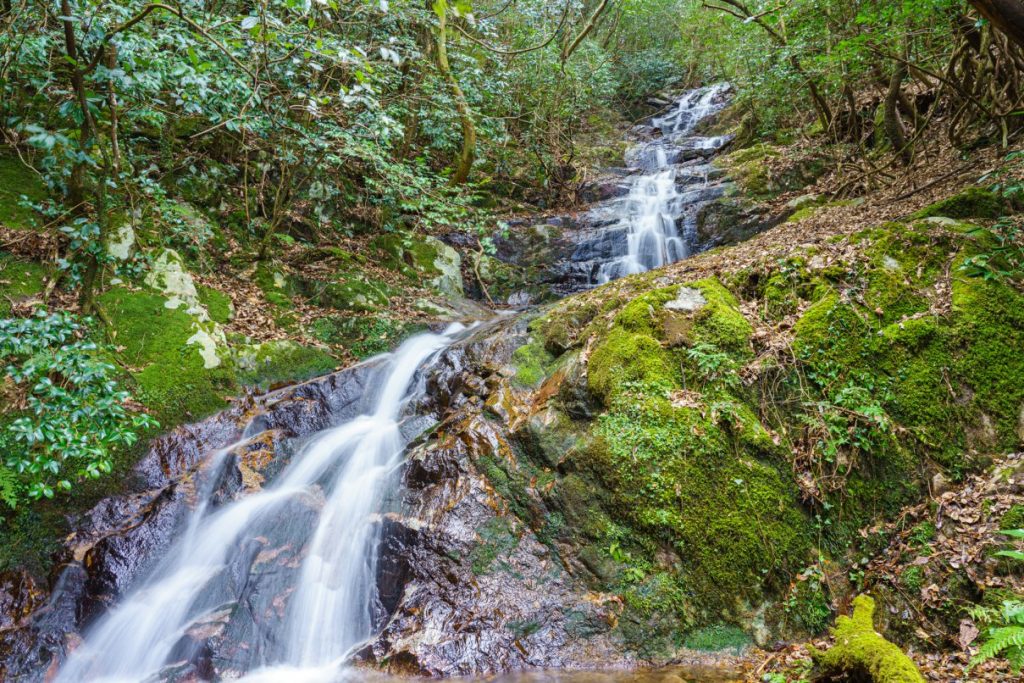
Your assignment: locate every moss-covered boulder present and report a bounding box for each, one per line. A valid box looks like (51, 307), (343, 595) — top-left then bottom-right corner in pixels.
(372, 232), (463, 298)
(910, 187), (1003, 221)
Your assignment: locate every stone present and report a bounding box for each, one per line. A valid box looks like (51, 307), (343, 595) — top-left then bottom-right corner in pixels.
(786, 193), (823, 210)
(931, 472), (951, 496)
(144, 249), (208, 320)
(921, 216), (960, 227)
(665, 287), (707, 312)
(105, 222), (136, 260)
(424, 236), (464, 298)
(187, 325), (227, 369)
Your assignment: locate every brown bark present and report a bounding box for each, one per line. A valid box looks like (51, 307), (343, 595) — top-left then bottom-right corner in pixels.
(884, 61), (912, 165)
(969, 0), (1024, 49)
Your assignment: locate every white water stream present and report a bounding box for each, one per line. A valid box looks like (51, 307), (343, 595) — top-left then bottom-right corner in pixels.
(56, 325), (469, 683)
(595, 84), (730, 284)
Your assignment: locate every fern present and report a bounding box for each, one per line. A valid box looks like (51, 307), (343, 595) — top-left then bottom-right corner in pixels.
(0, 464), (19, 510)
(970, 529), (1024, 673)
(971, 625), (1024, 671)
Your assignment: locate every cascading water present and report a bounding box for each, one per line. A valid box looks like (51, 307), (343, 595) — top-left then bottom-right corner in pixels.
(591, 84), (731, 284)
(55, 324), (469, 683)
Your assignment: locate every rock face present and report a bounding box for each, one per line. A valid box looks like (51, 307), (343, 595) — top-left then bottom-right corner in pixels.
(0, 321), (628, 681)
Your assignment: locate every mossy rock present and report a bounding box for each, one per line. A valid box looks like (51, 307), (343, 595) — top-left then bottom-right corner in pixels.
(373, 232), (441, 279)
(235, 340), (337, 389)
(309, 315), (425, 359)
(584, 389), (813, 618)
(811, 595), (925, 683)
(99, 286), (234, 425)
(311, 277), (392, 313)
(372, 232), (463, 298)
(910, 187), (1003, 221)
(511, 339), (557, 388)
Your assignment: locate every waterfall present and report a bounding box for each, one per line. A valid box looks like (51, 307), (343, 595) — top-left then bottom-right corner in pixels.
(55, 325), (469, 683)
(593, 84), (730, 285)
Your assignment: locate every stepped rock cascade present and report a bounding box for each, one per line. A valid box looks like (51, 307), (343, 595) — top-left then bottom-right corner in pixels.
(54, 325), (469, 682)
(592, 84), (732, 284)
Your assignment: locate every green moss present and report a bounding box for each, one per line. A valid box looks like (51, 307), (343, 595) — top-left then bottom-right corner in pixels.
(99, 287), (232, 425)
(535, 299), (600, 355)
(683, 624), (752, 653)
(951, 265), (1024, 447)
(587, 328), (679, 403)
(587, 390), (812, 615)
(252, 262), (298, 326)
(787, 205), (821, 223)
(900, 566), (925, 592)
(511, 340), (556, 388)
(198, 285), (233, 324)
(615, 286), (679, 336)
(0, 154), (46, 230)
(617, 572), (691, 657)
(812, 595), (925, 683)
(308, 276), (392, 313)
(911, 187), (1003, 220)
(1001, 505), (1024, 531)
(688, 278), (753, 356)
(908, 521), (937, 546)
(371, 232), (440, 280)
(0, 255), (46, 316)
(717, 144), (779, 196)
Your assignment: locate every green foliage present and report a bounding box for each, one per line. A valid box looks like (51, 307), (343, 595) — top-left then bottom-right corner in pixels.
(959, 219), (1024, 285)
(969, 529), (1024, 673)
(0, 311), (156, 503)
(785, 564), (833, 634)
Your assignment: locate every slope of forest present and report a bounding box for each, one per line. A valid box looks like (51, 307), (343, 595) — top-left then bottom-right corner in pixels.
(1, 0), (1024, 681)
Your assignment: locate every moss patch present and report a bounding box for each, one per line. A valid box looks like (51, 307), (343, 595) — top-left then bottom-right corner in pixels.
(0, 155), (46, 230)
(812, 595), (925, 683)
(99, 286), (233, 425)
(0, 255), (47, 316)
(910, 187), (1003, 221)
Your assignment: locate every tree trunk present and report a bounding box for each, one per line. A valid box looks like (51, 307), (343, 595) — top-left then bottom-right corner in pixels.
(434, 5), (475, 185)
(884, 61), (912, 165)
(969, 0), (1024, 49)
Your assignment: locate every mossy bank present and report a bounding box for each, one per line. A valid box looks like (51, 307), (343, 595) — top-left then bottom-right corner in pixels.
(465, 213), (1024, 660)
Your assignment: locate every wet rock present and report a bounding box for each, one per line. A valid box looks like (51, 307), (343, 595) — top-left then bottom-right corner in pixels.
(694, 197), (781, 252)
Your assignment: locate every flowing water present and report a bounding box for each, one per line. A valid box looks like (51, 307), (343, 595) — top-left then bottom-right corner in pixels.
(593, 84), (731, 284)
(56, 325), (470, 683)
(51, 87), (740, 683)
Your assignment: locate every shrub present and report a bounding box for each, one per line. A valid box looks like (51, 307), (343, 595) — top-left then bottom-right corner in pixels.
(0, 311), (156, 503)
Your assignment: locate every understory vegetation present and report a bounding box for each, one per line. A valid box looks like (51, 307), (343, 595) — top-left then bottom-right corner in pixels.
(1, 0), (1024, 678)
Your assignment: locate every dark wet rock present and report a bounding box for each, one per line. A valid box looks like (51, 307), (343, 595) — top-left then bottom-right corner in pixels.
(0, 356), (417, 681)
(693, 197), (784, 252)
(357, 413), (628, 677)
